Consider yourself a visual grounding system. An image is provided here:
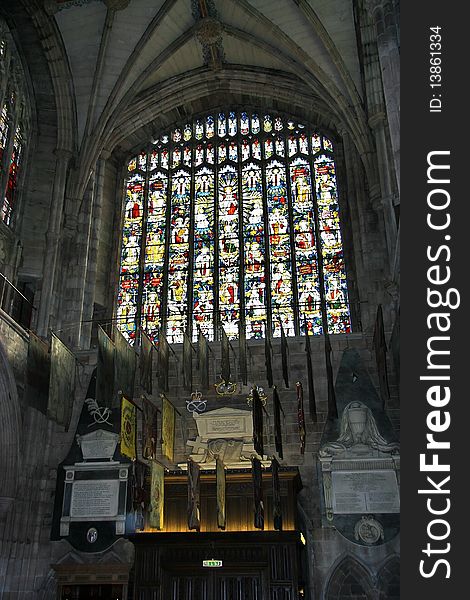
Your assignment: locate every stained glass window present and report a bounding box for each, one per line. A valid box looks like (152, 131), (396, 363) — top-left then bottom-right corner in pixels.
(117, 111), (351, 343)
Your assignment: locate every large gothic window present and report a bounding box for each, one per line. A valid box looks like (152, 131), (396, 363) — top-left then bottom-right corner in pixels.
(0, 22), (30, 227)
(117, 111), (351, 344)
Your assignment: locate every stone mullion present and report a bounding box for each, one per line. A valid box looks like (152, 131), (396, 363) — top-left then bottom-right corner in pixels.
(134, 150), (151, 347)
(160, 156), (172, 340)
(187, 146), (196, 340)
(284, 130), (300, 336)
(237, 133), (245, 342)
(309, 151), (330, 336)
(260, 144), (272, 338)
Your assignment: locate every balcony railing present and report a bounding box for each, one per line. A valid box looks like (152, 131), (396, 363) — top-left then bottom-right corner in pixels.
(0, 272), (35, 329)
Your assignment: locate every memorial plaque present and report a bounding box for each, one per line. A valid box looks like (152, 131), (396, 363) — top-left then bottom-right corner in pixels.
(70, 480), (119, 518)
(76, 430), (119, 461)
(331, 470), (400, 514)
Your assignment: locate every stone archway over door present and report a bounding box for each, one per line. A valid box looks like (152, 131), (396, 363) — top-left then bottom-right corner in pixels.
(0, 337), (21, 518)
(326, 557), (375, 600)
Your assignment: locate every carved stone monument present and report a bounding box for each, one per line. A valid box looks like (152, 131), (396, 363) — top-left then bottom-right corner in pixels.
(183, 407), (268, 469)
(60, 429), (130, 536)
(319, 402), (400, 525)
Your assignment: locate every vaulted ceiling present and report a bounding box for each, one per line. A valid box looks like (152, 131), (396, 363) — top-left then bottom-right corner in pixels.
(50, 0), (369, 195)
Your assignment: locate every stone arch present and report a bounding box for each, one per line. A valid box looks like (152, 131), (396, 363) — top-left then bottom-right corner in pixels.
(325, 556), (375, 600)
(0, 338), (21, 519)
(377, 556), (400, 600)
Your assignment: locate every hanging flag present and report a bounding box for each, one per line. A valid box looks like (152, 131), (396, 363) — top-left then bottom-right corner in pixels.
(216, 458), (226, 530)
(264, 325), (273, 388)
(139, 328), (153, 395)
(252, 457), (264, 530)
(25, 331), (50, 413)
(97, 325), (115, 408)
(157, 330), (170, 392)
(252, 386), (264, 457)
(304, 321), (317, 422)
(373, 304), (390, 409)
(280, 321), (289, 388)
(296, 381), (306, 454)
(324, 332), (338, 420)
(271, 457), (283, 531)
(120, 396), (137, 460)
(187, 460), (201, 531)
(239, 322), (247, 386)
(220, 326), (230, 384)
(161, 395), (175, 462)
(197, 329), (209, 390)
(272, 386), (283, 460)
(142, 396), (158, 460)
(48, 332), (76, 430)
(149, 461), (165, 530)
(114, 326), (137, 399)
(183, 330), (192, 391)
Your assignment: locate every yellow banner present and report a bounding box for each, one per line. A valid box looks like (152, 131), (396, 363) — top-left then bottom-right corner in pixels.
(120, 396), (136, 459)
(149, 461), (165, 530)
(162, 396), (175, 462)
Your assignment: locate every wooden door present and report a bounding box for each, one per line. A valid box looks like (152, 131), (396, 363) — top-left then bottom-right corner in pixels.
(163, 568), (263, 600)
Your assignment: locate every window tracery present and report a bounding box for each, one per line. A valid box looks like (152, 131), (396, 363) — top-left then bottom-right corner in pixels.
(117, 110), (351, 344)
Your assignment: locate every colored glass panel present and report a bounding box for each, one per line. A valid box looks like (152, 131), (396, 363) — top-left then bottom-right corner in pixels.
(218, 165), (240, 339)
(314, 154), (351, 333)
(167, 170), (191, 343)
(242, 164), (266, 339)
(311, 133), (321, 153)
(266, 160), (294, 337)
(183, 124), (192, 141)
(117, 171), (145, 341)
(142, 171), (168, 341)
(228, 112), (237, 136)
(193, 167), (215, 341)
(263, 114), (273, 133)
(251, 114), (260, 134)
(218, 113), (227, 137)
(206, 115), (215, 139)
(240, 112), (249, 135)
(323, 136), (333, 152)
(290, 158), (323, 335)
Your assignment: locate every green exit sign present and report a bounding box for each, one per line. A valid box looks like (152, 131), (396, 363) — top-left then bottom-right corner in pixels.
(202, 559), (223, 568)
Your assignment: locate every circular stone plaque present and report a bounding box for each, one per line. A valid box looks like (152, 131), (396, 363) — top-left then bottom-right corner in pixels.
(86, 527), (98, 544)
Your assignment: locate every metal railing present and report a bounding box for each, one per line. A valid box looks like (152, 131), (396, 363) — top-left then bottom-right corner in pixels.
(0, 272), (35, 329)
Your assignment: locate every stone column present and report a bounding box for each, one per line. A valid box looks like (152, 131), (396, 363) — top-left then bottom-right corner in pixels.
(367, 0), (400, 187)
(77, 153), (108, 348)
(36, 149), (73, 337)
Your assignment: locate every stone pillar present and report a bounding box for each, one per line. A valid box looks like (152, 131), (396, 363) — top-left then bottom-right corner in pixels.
(77, 153), (108, 348)
(36, 148), (73, 337)
(367, 0), (400, 187)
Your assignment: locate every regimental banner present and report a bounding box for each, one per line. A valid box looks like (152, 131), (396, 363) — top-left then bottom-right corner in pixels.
(264, 327), (273, 388)
(252, 457), (264, 530)
(114, 326), (137, 399)
(216, 458), (226, 530)
(273, 386), (283, 460)
(304, 322), (317, 422)
(373, 304), (390, 409)
(161, 395), (175, 462)
(252, 386), (264, 457)
(296, 381), (306, 454)
(239, 323), (247, 386)
(272, 457), (283, 531)
(97, 326), (115, 408)
(25, 331), (50, 413)
(324, 332), (338, 420)
(198, 329), (209, 390)
(183, 330), (192, 390)
(187, 460), (201, 531)
(120, 396), (137, 460)
(139, 328), (153, 395)
(158, 331), (169, 392)
(220, 326), (230, 384)
(149, 461), (165, 530)
(142, 396), (158, 460)
(48, 333), (76, 430)
(280, 321), (289, 388)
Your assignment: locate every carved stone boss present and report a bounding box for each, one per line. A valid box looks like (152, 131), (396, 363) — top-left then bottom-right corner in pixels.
(60, 429), (129, 536)
(319, 402), (400, 522)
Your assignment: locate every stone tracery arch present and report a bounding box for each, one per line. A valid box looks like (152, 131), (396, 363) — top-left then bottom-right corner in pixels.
(326, 556), (375, 600)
